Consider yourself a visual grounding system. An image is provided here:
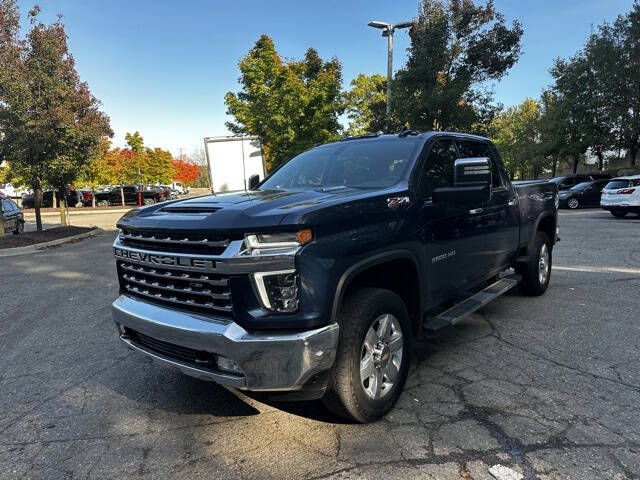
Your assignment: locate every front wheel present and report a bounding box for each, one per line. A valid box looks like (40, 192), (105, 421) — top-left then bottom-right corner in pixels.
(567, 197), (579, 209)
(515, 231), (552, 296)
(97, 200), (109, 207)
(143, 198), (156, 206)
(322, 288), (412, 423)
(13, 221), (24, 235)
(611, 209), (627, 218)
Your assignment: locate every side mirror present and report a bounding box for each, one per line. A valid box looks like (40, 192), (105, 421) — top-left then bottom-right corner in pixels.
(432, 157), (491, 204)
(247, 174), (260, 191)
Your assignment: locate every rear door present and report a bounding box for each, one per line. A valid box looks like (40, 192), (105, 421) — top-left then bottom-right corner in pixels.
(416, 138), (486, 305)
(583, 180), (607, 206)
(2, 199), (16, 231)
(456, 140), (519, 277)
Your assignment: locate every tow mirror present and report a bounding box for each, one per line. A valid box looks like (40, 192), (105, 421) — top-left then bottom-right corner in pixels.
(247, 174), (260, 191)
(432, 157), (491, 204)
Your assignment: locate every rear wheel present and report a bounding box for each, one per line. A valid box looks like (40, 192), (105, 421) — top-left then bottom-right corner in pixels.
(322, 288), (412, 423)
(567, 197), (579, 209)
(515, 231), (552, 296)
(611, 209), (627, 218)
(97, 200), (109, 207)
(143, 198), (155, 206)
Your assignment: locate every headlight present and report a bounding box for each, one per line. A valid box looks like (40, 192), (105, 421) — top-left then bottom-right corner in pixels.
(243, 229), (312, 255)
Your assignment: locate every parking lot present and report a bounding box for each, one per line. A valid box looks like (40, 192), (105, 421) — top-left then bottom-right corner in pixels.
(1, 209), (639, 479)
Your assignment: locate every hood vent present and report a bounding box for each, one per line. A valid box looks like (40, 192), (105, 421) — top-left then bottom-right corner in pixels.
(160, 205), (221, 214)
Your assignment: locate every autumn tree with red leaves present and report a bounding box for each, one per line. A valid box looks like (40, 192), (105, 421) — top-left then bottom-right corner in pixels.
(171, 159), (200, 186)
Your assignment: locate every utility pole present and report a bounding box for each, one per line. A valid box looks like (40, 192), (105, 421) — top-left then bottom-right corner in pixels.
(368, 20), (414, 133)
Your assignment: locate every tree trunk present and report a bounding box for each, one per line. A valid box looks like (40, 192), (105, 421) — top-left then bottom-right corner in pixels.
(572, 155), (579, 174)
(596, 151), (604, 171)
(34, 186), (43, 232)
(120, 186), (125, 206)
(0, 209), (5, 237)
(52, 192), (57, 210)
(59, 188), (67, 226)
(92, 190), (96, 208)
(551, 158), (558, 178)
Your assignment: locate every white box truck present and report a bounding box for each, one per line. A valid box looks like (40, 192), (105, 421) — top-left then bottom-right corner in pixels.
(203, 136), (266, 193)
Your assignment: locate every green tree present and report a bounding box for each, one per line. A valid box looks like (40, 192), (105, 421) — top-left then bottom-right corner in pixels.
(225, 35), (344, 171)
(392, 0), (522, 132)
(0, 2), (111, 230)
(343, 73), (387, 135)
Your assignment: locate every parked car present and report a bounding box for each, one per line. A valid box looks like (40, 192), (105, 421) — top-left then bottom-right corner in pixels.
(1, 197), (24, 234)
(558, 179), (610, 209)
(160, 185), (178, 200)
(21, 190), (54, 208)
(111, 131), (558, 423)
(600, 175), (640, 217)
(94, 185), (163, 207)
(170, 182), (189, 195)
(550, 173), (610, 191)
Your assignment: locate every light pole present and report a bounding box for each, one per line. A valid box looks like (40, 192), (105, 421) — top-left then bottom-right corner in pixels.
(368, 20), (414, 133)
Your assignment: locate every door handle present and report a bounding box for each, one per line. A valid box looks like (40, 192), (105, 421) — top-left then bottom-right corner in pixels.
(469, 208), (484, 215)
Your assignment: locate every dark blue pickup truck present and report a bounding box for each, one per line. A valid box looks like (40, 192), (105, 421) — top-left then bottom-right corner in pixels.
(111, 131), (558, 422)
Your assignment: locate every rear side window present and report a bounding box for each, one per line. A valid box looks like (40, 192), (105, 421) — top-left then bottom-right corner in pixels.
(456, 140), (505, 189)
(418, 139), (457, 198)
(605, 180), (631, 190)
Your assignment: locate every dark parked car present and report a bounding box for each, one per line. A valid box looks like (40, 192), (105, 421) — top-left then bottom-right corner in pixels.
(111, 131), (558, 423)
(21, 189), (85, 208)
(558, 179), (610, 209)
(1, 197), (24, 234)
(550, 173), (610, 191)
(94, 186), (163, 206)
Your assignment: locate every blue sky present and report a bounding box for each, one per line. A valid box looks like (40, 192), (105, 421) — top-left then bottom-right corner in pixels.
(18, 0), (633, 156)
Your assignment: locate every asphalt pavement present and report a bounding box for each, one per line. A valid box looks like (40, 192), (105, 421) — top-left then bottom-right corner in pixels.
(1, 209), (639, 479)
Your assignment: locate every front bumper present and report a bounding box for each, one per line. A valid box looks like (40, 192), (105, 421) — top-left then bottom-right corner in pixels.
(112, 295), (339, 393)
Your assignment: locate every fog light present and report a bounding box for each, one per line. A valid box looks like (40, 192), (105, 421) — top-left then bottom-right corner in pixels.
(253, 270), (299, 312)
(216, 355), (242, 374)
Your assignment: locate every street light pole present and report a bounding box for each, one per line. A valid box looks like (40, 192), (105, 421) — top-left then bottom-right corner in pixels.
(368, 20), (414, 133)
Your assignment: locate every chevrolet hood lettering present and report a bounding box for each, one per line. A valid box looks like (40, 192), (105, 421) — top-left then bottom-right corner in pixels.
(114, 247), (216, 272)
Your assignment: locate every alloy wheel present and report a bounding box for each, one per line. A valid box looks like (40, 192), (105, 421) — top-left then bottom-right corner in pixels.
(360, 313), (404, 400)
(538, 243), (550, 285)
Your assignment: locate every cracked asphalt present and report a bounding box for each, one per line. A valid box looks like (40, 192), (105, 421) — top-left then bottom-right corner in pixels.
(1, 209), (640, 479)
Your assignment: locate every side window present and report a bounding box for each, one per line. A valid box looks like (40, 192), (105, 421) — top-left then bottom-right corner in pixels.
(457, 140), (505, 189)
(419, 139), (457, 199)
(2, 199), (12, 212)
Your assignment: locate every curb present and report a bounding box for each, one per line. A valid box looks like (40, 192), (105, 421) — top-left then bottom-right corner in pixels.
(23, 209), (132, 218)
(0, 228), (104, 258)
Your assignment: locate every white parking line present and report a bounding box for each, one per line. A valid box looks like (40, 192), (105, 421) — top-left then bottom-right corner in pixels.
(554, 265), (640, 275)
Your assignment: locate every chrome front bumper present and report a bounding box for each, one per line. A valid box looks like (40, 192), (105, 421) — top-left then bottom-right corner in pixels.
(112, 295), (339, 392)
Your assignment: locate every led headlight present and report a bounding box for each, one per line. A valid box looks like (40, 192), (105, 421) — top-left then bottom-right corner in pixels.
(243, 229), (312, 255)
(253, 270), (299, 312)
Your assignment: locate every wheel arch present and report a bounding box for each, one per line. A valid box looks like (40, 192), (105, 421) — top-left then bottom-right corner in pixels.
(331, 250), (423, 337)
(533, 213), (556, 250)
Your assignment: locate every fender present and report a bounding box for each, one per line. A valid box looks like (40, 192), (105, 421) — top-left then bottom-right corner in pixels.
(530, 211), (557, 250)
(330, 249), (423, 326)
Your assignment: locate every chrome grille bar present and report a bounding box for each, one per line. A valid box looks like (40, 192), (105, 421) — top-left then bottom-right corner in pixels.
(124, 285), (233, 313)
(120, 232), (230, 248)
(119, 262), (229, 287)
(122, 273), (231, 300)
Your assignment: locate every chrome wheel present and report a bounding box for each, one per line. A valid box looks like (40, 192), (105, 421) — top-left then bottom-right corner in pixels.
(360, 313), (403, 400)
(538, 243), (550, 285)
(568, 198), (579, 209)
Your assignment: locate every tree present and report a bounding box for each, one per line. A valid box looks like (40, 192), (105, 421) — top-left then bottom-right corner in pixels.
(343, 74), (387, 135)
(172, 158), (200, 186)
(392, 0), (522, 133)
(225, 35), (344, 171)
(490, 98), (544, 179)
(146, 147), (175, 185)
(0, 2), (111, 230)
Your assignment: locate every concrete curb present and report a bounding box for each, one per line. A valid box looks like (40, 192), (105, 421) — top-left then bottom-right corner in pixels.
(23, 209), (131, 218)
(0, 228), (104, 258)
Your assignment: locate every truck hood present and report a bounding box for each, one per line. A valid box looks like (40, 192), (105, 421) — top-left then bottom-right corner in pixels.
(116, 187), (385, 232)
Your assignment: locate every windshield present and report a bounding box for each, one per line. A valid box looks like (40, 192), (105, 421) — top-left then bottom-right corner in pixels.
(570, 182), (591, 191)
(260, 139), (420, 190)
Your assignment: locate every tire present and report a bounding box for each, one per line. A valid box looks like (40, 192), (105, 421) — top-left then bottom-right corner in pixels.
(13, 221), (24, 235)
(143, 198), (155, 206)
(322, 288), (412, 423)
(611, 210), (627, 218)
(515, 231), (552, 296)
(567, 197), (579, 209)
(97, 200), (109, 207)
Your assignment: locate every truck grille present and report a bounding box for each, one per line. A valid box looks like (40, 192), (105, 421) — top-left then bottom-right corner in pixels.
(116, 261), (233, 317)
(119, 228), (230, 255)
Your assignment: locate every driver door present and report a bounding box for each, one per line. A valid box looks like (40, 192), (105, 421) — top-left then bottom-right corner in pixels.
(416, 138), (486, 307)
